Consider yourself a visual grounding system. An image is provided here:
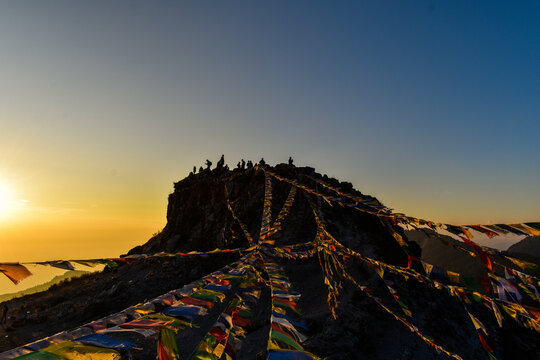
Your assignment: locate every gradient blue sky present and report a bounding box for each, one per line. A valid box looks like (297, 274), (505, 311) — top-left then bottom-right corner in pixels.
(0, 1), (539, 261)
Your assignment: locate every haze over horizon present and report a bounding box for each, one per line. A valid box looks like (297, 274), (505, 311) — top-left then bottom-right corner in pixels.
(1, 1), (539, 263)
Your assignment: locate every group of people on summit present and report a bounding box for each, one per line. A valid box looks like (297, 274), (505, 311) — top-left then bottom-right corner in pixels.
(190, 155), (294, 176)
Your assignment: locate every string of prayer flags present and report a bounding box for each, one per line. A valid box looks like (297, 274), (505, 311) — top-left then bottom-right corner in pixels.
(226, 199), (255, 245)
(21, 341), (122, 360)
(157, 326), (181, 360)
(524, 222), (540, 232)
(263, 166), (540, 253)
(225, 257), (265, 357)
(34, 260), (75, 271)
(187, 254), (264, 360)
(459, 236), (494, 273)
(494, 224), (529, 236)
(189, 301), (235, 359)
(266, 185), (297, 239)
(303, 174), (389, 213)
(302, 197), (476, 359)
(306, 174), (540, 356)
(1, 248), (245, 286)
(467, 312), (497, 360)
(355, 283), (464, 359)
(258, 167), (334, 210)
(74, 334), (136, 351)
(261, 256), (316, 358)
(3, 255), (254, 359)
(508, 223), (540, 237)
(466, 225), (499, 239)
(259, 172), (274, 242)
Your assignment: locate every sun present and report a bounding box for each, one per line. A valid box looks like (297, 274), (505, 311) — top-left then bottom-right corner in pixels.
(0, 180), (15, 218)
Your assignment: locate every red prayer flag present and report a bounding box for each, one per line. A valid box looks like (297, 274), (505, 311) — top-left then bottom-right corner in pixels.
(477, 332), (494, 354)
(468, 225), (499, 239)
(179, 297), (214, 309)
(0, 263), (32, 284)
(460, 237), (494, 273)
(209, 326), (228, 341)
(120, 319), (171, 330)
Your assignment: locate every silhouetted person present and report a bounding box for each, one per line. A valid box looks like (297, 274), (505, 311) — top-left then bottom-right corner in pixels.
(259, 158), (266, 166)
(288, 157), (294, 166)
(216, 155), (225, 169)
(247, 160), (253, 169)
(237, 161), (241, 169)
(199, 166), (204, 173)
(193, 166), (197, 174)
(205, 159), (212, 170)
(224, 164), (229, 171)
(241, 159), (246, 169)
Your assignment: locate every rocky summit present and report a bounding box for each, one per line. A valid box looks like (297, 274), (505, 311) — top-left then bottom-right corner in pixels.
(1, 160), (539, 360)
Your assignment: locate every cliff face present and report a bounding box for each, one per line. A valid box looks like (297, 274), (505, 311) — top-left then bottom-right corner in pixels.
(128, 163), (415, 268)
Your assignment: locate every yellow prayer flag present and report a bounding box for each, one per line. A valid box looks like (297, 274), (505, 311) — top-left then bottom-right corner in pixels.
(491, 301), (503, 327)
(510, 223), (540, 237)
(467, 313), (488, 333)
(213, 343), (226, 357)
(460, 227), (473, 240)
(43, 341), (121, 360)
(375, 266), (384, 278)
(196, 341), (214, 354)
(447, 271), (460, 284)
(392, 232), (407, 247)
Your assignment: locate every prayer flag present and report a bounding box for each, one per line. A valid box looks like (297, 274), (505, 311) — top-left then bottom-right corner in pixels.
(0, 263), (32, 284)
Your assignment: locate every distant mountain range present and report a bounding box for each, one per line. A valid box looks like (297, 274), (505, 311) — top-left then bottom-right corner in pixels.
(0, 270), (89, 303)
(507, 236), (540, 260)
(407, 229), (540, 279)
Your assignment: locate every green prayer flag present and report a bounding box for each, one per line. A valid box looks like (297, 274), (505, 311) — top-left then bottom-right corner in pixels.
(190, 350), (218, 360)
(270, 330), (303, 351)
(14, 352), (64, 360)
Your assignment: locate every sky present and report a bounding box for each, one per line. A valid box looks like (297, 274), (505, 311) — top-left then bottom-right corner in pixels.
(1, 1), (539, 266)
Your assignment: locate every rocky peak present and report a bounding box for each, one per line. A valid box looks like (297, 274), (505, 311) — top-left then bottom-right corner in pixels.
(128, 161), (416, 268)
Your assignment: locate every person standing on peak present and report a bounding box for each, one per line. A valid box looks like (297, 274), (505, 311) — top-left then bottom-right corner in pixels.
(216, 155), (225, 169)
